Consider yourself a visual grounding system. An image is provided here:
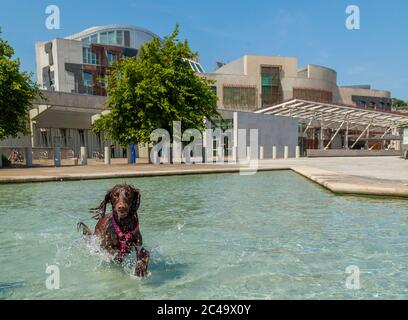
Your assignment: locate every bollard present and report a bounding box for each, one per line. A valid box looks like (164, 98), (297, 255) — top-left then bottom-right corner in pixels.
(0, 152), (2, 168)
(284, 146), (289, 159)
(25, 147), (33, 167)
(259, 146), (264, 160)
(127, 146), (132, 164)
(54, 146), (61, 167)
(272, 146), (277, 160)
(296, 146), (300, 159)
(246, 146), (251, 161)
(80, 146), (87, 165)
(104, 146), (111, 165)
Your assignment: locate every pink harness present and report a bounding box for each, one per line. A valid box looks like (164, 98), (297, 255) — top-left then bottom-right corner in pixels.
(111, 216), (139, 257)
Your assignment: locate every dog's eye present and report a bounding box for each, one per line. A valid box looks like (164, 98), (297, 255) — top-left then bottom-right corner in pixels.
(113, 193), (119, 198)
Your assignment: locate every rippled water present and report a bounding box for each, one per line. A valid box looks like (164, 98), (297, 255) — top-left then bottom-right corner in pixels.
(0, 170), (407, 299)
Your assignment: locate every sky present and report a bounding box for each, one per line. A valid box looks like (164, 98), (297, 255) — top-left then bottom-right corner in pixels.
(0, 0), (407, 99)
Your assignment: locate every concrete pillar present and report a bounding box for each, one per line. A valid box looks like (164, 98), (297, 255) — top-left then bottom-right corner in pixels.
(80, 146), (87, 165)
(246, 146), (251, 161)
(25, 147), (33, 167)
(259, 146), (264, 160)
(296, 146), (300, 159)
(54, 146), (61, 167)
(272, 146), (277, 160)
(0, 152), (2, 168)
(284, 146), (289, 159)
(319, 128), (324, 149)
(231, 146), (237, 163)
(104, 146), (111, 165)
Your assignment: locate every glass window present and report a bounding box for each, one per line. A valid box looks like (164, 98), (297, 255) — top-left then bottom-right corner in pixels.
(195, 63), (204, 73)
(106, 51), (118, 65)
(82, 47), (99, 65)
(261, 74), (272, 86)
(82, 37), (90, 44)
(108, 31), (115, 44)
(83, 72), (93, 87)
(99, 32), (107, 44)
(116, 30), (123, 45)
(223, 86), (256, 108)
(403, 128), (408, 145)
(90, 34), (98, 44)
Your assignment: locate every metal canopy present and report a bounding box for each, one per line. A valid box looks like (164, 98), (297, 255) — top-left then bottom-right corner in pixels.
(255, 99), (408, 129)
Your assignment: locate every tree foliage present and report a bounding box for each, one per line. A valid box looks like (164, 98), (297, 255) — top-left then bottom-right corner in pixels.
(392, 98), (407, 108)
(0, 30), (41, 139)
(93, 25), (221, 146)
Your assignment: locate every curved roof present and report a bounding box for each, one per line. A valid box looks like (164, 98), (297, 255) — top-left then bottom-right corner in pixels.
(64, 24), (159, 40)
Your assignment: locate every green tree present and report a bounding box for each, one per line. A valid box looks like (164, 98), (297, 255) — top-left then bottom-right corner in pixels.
(0, 30), (41, 139)
(93, 25), (221, 146)
(392, 98), (407, 108)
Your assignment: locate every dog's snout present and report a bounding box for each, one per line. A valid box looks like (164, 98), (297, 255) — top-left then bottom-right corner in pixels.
(117, 202), (126, 211)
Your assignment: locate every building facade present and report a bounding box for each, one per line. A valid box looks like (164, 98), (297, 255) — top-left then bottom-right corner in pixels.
(2, 25), (404, 162)
(201, 55), (392, 112)
(35, 25), (158, 95)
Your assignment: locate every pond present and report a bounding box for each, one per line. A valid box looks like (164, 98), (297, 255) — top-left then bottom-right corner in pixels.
(0, 171), (407, 299)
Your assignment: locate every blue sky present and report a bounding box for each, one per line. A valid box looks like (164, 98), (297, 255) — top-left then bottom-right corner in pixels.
(1, 0), (407, 99)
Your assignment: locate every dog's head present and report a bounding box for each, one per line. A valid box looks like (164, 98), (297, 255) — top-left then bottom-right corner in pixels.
(90, 184), (141, 220)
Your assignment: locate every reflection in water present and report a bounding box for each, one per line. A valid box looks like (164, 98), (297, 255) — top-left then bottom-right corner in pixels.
(0, 171), (407, 299)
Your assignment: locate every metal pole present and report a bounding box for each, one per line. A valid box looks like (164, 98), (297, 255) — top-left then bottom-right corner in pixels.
(351, 124), (371, 149)
(345, 120), (349, 149)
(324, 121), (345, 150)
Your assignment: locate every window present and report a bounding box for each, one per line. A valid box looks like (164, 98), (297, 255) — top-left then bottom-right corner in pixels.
(78, 130), (85, 147)
(99, 32), (107, 44)
(90, 34), (98, 44)
(223, 86), (257, 109)
(108, 31), (115, 44)
(106, 51), (118, 65)
(195, 62), (204, 73)
(210, 86), (217, 95)
(82, 47), (99, 64)
(261, 66), (282, 106)
(116, 30), (123, 45)
(82, 37), (90, 44)
(40, 128), (49, 147)
(293, 88), (332, 103)
(50, 71), (55, 85)
(83, 72), (93, 87)
(184, 59), (205, 73)
(60, 129), (67, 147)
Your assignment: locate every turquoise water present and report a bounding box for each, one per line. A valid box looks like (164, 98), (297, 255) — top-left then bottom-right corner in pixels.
(0, 171), (407, 299)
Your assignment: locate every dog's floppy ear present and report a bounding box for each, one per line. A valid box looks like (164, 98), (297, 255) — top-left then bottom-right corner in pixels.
(89, 189), (112, 220)
(130, 186), (141, 215)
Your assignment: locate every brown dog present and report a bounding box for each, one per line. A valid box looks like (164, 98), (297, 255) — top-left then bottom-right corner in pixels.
(78, 184), (149, 277)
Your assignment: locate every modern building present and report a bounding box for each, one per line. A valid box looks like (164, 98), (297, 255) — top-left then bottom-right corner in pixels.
(5, 25), (161, 158)
(2, 25), (408, 163)
(200, 55), (392, 112)
(35, 25), (159, 95)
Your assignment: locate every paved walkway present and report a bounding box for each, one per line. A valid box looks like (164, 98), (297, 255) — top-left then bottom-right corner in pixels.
(1, 157), (407, 198)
